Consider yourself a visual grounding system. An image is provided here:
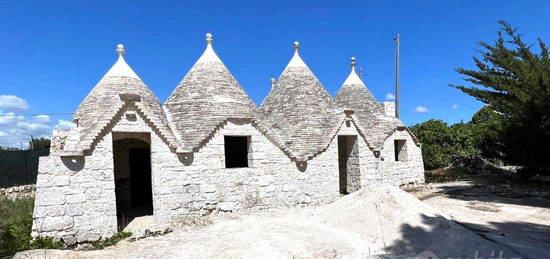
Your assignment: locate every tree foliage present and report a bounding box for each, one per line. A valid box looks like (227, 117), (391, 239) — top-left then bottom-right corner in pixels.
(452, 21), (550, 174)
(410, 119), (479, 169)
(28, 137), (50, 151)
(470, 106), (505, 163)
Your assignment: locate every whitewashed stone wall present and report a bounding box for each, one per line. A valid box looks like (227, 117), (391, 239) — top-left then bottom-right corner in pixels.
(32, 133), (117, 245)
(152, 118), (372, 222)
(379, 128), (425, 185)
(32, 106), (423, 244)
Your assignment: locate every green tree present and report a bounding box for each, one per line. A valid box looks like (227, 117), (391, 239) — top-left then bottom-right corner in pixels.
(470, 105), (505, 163)
(453, 21), (550, 174)
(411, 119), (480, 170)
(28, 137), (50, 151)
(449, 122), (479, 157)
(410, 120), (454, 169)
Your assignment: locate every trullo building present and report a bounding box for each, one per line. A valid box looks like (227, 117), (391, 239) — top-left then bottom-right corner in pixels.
(31, 34), (424, 244)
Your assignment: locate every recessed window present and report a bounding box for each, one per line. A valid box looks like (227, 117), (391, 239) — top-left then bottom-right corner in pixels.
(224, 136), (250, 168)
(394, 139), (407, 162)
(393, 139), (407, 162)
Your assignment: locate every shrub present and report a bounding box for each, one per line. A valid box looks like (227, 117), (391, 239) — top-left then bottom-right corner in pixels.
(410, 119), (479, 169)
(128, 228), (172, 242)
(92, 231), (132, 250)
(0, 197), (64, 255)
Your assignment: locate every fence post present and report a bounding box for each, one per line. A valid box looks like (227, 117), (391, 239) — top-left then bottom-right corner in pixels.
(24, 150), (28, 185)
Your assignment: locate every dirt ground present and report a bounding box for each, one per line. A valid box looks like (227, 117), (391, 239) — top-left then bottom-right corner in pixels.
(408, 175), (550, 259)
(13, 173), (550, 259)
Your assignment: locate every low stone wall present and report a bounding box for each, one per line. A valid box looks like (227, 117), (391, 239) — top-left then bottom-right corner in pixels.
(0, 184), (36, 200)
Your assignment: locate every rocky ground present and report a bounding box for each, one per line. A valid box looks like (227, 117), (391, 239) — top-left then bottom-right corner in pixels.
(15, 177), (545, 259)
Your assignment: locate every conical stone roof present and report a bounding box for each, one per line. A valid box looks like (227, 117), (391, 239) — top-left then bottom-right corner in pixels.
(165, 33), (257, 150)
(72, 44), (179, 153)
(335, 57), (404, 148)
(260, 42), (340, 160)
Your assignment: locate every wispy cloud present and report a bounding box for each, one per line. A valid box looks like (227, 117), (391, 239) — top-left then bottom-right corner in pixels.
(54, 119), (76, 130)
(452, 104), (459, 109)
(385, 93), (395, 101)
(0, 96), (75, 148)
(34, 114), (50, 123)
(0, 95), (29, 111)
(415, 106), (429, 113)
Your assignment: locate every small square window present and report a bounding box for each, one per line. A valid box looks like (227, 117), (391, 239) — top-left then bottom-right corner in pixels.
(224, 136), (250, 168)
(394, 140), (407, 162)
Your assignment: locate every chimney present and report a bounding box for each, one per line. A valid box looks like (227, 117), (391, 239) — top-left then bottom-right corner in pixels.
(382, 102), (396, 117)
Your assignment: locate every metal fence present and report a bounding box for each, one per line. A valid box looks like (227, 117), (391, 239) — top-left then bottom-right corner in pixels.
(0, 149), (49, 188)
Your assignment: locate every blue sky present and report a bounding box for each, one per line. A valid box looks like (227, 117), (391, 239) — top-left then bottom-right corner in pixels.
(1, 0), (550, 148)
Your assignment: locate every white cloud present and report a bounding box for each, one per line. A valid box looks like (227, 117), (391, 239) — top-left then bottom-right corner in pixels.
(452, 104), (459, 109)
(385, 93), (395, 101)
(0, 111), (65, 148)
(0, 95), (29, 111)
(54, 120), (76, 130)
(0, 111), (25, 125)
(415, 106), (429, 113)
(16, 121), (51, 132)
(34, 114), (50, 123)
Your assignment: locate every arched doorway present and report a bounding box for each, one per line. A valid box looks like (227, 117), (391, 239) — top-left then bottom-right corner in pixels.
(112, 133), (153, 230)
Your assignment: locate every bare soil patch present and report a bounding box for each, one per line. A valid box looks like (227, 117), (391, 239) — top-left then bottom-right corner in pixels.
(408, 170), (550, 259)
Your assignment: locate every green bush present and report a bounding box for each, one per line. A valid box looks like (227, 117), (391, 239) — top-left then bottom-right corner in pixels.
(0, 197), (64, 255)
(128, 228), (172, 242)
(411, 107), (505, 170)
(410, 119), (479, 169)
(92, 231), (132, 250)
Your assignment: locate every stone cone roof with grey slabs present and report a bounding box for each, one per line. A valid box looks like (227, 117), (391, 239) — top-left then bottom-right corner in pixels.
(70, 45), (179, 153)
(335, 58), (406, 149)
(164, 34), (259, 151)
(260, 42), (341, 160)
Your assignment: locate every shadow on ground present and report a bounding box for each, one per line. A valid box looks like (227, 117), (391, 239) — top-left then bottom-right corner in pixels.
(428, 170), (550, 209)
(384, 214), (542, 258)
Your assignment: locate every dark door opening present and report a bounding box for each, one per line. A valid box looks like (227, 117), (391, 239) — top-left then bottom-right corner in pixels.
(113, 136), (153, 230)
(129, 148), (153, 210)
(338, 136), (361, 194)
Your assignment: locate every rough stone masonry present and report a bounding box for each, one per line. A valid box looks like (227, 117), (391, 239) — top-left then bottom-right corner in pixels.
(31, 34), (424, 244)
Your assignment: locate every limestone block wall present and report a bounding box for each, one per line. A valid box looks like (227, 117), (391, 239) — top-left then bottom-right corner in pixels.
(32, 133), (118, 245)
(152, 118), (379, 222)
(379, 129), (425, 185)
(0, 184), (35, 200)
(32, 104), (420, 243)
(32, 105), (157, 244)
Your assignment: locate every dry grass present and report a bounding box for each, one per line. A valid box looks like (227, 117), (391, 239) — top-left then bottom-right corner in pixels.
(425, 167), (474, 183)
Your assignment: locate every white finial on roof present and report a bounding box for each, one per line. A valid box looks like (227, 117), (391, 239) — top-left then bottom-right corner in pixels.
(342, 56), (364, 86)
(194, 33), (222, 64)
(102, 44), (140, 79)
(206, 33), (213, 45)
(271, 78), (276, 88)
(116, 44), (125, 56)
(285, 41), (307, 69)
